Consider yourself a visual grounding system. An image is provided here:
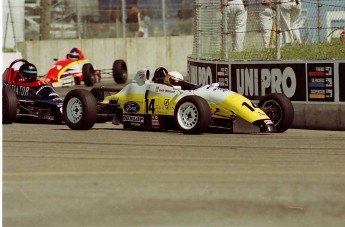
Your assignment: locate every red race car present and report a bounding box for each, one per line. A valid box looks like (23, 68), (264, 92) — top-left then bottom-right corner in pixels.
(45, 48), (128, 87)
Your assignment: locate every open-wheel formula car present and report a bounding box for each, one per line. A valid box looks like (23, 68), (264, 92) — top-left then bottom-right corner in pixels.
(2, 59), (64, 124)
(45, 48), (128, 87)
(62, 67), (294, 134)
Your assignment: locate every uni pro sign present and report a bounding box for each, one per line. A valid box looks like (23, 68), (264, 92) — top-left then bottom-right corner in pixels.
(230, 63), (306, 101)
(188, 61), (307, 101)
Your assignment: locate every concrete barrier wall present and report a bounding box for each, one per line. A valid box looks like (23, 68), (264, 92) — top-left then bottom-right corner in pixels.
(18, 36), (194, 78)
(293, 103), (345, 130)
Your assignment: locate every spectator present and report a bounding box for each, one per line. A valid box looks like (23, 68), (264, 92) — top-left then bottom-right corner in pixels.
(278, 0), (302, 45)
(171, 9), (194, 36)
(227, 0), (248, 51)
(126, 4), (140, 37)
(142, 10), (151, 37)
(260, 0), (275, 48)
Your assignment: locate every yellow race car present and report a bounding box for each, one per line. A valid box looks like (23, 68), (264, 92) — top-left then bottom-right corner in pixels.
(62, 67), (294, 134)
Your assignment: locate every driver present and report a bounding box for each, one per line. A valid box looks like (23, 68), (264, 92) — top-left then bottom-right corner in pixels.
(17, 63), (38, 82)
(164, 71), (184, 86)
(66, 48), (85, 60)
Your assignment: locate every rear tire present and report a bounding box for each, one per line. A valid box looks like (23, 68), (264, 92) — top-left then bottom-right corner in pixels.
(63, 89), (97, 130)
(112, 60), (128, 84)
(258, 93), (294, 133)
(82, 63), (96, 87)
(174, 96), (211, 134)
(2, 87), (17, 124)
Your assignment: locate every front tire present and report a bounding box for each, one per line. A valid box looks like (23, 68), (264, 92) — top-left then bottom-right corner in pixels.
(258, 93), (294, 133)
(63, 89), (97, 130)
(82, 63), (96, 87)
(2, 87), (17, 124)
(174, 96), (211, 134)
(112, 60), (128, 84)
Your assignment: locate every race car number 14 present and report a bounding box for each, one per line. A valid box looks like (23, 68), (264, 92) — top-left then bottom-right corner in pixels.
(146, 99), (155, 114)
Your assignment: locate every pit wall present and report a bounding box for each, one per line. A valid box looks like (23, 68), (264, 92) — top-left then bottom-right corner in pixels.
(188, 58), (345, 131)
(17, 36), (194, 77)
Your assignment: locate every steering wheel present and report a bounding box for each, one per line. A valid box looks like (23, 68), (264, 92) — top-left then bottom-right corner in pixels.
(153, 67), (168, 84)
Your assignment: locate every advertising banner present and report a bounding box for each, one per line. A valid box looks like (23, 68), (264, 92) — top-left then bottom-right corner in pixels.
(188, 59), (344, 103)
(230, 63), (306, 101)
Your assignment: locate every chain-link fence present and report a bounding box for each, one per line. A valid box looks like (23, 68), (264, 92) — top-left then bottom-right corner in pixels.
(22, 0), (193, 40)
(191, 0), (345, 61)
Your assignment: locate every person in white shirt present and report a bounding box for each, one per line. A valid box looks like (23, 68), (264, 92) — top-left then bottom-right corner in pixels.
(227, 0), (248, 51)
(278, 0), (302, 45)
(260, 0), (275, 48)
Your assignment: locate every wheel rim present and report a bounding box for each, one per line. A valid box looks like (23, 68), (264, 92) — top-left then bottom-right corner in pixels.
(261, 100), (282, 125)
(177, 102), (199, 130)
(66, 97), (83, 123)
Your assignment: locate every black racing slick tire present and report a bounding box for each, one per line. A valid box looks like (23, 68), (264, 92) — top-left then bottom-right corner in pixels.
(112, 60), (128, 84)
(63, 89), (97, 130)
(82, 63), (96, 87)
(2, 87), (17, 124)
(174, 96), (211, 134)
(258, 93), (294, 133)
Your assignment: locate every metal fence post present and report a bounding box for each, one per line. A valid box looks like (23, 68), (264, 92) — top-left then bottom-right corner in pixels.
(317, 0), (321, 43)
(162, 0), (167, 36)
(275, 1), (281, 60)
(196, 0), (200, 59)
(222, 0), (228, 59)
(122, 0), (126, 38)
(77, 0), (81, 39)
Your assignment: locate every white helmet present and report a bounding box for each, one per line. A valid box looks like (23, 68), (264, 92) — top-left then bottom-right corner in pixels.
(164, 71), (184, 86)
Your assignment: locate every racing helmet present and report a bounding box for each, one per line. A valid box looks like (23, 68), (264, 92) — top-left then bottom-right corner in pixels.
(164, 71), (184, 86)
(18, 63), (38, 82)
(68, 49), (80, 60)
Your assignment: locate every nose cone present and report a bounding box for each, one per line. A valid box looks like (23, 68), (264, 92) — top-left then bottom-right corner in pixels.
(253, 119), (278, 133)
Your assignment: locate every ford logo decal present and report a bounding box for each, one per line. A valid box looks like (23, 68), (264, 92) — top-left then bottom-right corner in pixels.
(124, 101), (140, 113)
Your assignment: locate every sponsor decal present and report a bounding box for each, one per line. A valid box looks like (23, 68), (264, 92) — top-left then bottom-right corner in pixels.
(36, 85), (58, 97)
(151, 115), (159, 126)
(155, 105), (174, 112)
(157, 88), (176, 94)
(264, 119), (273, 125)
(124, 101), (140, 113)
(123, 115), (144, 123)
(6, 84), (30, 96)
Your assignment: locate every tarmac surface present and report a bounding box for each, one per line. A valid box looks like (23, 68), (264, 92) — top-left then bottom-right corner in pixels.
(3, 80), (345, 227)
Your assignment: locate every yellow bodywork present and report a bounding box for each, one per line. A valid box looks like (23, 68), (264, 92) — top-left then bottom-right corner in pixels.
(216, 93), (269, 123)
(102, 86), (269, 124)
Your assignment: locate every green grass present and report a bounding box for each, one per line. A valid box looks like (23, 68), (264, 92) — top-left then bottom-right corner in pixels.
(223, 41), (345, 61)
(281, 42), (345, 60)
